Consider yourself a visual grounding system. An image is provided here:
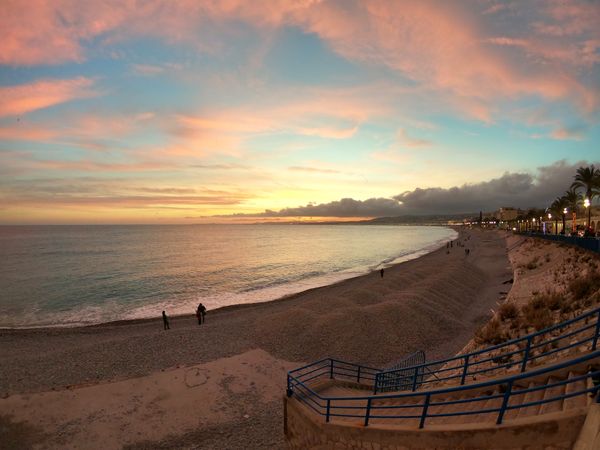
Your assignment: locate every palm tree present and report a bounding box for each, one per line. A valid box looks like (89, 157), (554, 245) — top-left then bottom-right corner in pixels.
(550, 197), (568, 235)
(571, 165), (600, 229)
(563, 188), (582, 235)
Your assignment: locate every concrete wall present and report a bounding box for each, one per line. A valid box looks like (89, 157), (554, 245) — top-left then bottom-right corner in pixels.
(285, 397), (587, 450)
(574, 404), (600, 450)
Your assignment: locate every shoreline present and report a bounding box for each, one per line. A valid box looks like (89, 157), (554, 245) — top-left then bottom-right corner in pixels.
(0, 227), (458, 331)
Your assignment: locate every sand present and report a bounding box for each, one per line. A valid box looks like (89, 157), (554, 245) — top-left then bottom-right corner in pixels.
(0, 227), (514, 449)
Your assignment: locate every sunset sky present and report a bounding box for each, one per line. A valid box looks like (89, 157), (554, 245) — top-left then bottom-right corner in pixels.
(1, 0), (599, 224)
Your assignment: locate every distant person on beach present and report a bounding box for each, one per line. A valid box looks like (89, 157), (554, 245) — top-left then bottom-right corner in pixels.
(199, 303), (207, 323)
(196, 304), (202, 325)
(380, 268), (384, 278)
(162, 310), (170, 330)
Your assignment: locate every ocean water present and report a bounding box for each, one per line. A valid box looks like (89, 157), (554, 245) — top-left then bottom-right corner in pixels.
(0, 224), (457, 328)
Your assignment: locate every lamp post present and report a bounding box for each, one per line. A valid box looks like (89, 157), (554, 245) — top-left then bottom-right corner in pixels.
(584, 197), (590, 229)
(563, 208), (567, 235)
(547, 212), (552, 235)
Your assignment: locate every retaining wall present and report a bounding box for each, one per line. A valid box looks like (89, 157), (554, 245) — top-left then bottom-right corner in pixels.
(284, 396), (587, 450)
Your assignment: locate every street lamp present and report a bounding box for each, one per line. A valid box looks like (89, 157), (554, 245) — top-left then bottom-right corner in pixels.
(584, 197), (590, 231)
(562, 208), (567, 235)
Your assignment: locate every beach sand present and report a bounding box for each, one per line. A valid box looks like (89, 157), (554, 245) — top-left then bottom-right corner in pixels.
(0, 227), (514, 449)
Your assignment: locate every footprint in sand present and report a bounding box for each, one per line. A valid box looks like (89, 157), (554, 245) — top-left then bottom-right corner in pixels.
(184, 368), (209, 388)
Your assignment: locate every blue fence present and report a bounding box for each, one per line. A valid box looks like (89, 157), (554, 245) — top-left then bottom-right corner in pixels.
(520, 232), (600, 253)
(377, 351), (426, 393)
(287, 307), (600, 427)
(371, 306), (600, 394)
(287, 351), (600, 428)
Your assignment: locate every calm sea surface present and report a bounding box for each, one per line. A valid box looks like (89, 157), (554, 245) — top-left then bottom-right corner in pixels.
(0, 224), (457, 328)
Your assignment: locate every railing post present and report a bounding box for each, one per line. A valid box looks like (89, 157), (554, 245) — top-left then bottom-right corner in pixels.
(412, 368), (419, 391)
(326, 399), (331, 422)
(592, 310), (600, 351)
(496, 380), (513, 424)
(373, 373), (378, 395)
(286, 374), (293, 397)
(364, 398), (372, 426)
(419, 393), (431, 429)
(330, 359), (334, 379)
(461, 355), (470, 385)
(357, 366), (361, 383)
(521, 336), (532, 372)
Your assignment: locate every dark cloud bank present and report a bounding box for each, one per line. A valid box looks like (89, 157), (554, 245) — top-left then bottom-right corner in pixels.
(226, 160), (597, 218)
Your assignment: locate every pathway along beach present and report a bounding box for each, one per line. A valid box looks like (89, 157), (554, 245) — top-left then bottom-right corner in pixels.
(0, 227), (513, 449)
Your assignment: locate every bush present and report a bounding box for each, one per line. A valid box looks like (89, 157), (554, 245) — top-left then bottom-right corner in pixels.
(522, 304), (553, 331)
(498, 302), (519, 321)
(475, 318), (507, 345)
(526, 261), (538, 270)
(568, 272), (600, 300)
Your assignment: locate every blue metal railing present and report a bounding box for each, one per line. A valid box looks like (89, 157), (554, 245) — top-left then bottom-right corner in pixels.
(376, 351), (426, 393)
(519, 232), (600, 253)
(372, 305), (600, 393)
(287, 350), (600, 428)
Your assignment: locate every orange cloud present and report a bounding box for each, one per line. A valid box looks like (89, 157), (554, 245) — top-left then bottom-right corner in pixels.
(0, 77), (96, 118)
(396, 129), (432, 148)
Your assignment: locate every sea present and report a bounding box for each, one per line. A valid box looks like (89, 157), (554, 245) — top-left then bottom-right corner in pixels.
(0, 224), (457, 328)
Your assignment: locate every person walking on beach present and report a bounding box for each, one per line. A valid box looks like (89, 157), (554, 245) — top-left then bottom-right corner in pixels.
(380, 268), (384, 278)
(196, 304), (202, 325)
(162, 310), (170, 330)
(199, 303), (207, 323)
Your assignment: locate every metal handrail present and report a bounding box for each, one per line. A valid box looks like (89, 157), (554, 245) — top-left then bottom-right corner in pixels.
(287, 350), (600, 427)
(373, 305), (600, 392)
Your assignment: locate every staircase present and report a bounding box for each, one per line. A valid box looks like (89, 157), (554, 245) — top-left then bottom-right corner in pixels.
(309, 362), (596, 428)
(285, 307), (600, 449)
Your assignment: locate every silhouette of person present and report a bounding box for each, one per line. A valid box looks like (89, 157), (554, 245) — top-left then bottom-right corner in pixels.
(196, 304), (202, 325)
(162, 310), (170, 330)
(199, 303), (207, 324)
(380, 268), (384, 278)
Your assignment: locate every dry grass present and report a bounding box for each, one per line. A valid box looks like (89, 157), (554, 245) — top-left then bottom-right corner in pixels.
(568, 271), (600, 300)
(475, 318), (507, 345)
(521, 306), (554, 331)
(518, 292), (565, 331)
(498, 302), (519, 321)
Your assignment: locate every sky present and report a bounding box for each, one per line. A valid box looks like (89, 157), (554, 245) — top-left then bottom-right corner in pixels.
(1, 0), (599, 224)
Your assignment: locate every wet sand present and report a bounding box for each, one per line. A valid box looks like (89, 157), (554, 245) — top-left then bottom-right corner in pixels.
(0, 227), (513, 449)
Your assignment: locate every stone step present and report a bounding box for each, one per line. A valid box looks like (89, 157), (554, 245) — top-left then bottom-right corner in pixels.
(586, 374), (596, 406)
(539, 376), (565, 415)
(501, 382), (530, 421)
(455, 393), (501, 424)
(563, 371), (588, 410)
(516, 381), (545, 418)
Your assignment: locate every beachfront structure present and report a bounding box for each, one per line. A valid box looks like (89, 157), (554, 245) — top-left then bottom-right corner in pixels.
(495, 207), (520, 222)
(284, 306), (600, 449)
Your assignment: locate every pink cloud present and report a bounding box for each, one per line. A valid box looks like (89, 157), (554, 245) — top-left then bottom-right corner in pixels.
(396, 129), (432, 148)
(0, 77), (96, 118)
(534, 1), (600, 37)
(550, 127), (584, 141)
(1, 0), (598, 122)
